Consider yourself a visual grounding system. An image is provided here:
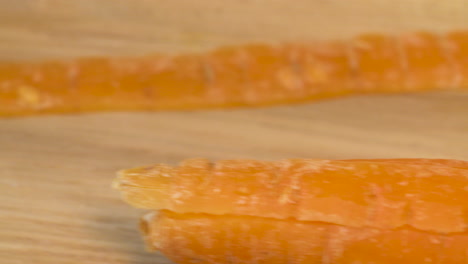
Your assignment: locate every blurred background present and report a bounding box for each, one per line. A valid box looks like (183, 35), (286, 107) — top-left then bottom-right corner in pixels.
(1, 0), (467, 60)
(0, 1), (467, 263)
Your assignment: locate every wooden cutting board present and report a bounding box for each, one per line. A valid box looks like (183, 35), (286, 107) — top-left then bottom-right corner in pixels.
(1, 1), (467, 263)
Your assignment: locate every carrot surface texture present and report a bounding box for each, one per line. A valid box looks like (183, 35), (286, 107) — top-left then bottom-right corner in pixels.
(113, 158), (468, 264)
(1, 31), (468, 117)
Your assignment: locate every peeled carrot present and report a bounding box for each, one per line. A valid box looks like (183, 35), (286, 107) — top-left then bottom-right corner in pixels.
(1, 31), (467, 117)
(142, 210), (468, 264)
(114, 158), (468, 263)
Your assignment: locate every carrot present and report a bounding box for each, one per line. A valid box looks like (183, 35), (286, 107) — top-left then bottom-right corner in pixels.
(447, 31), (468, 87)
(114, 158), (468, 263)
(1, 31), (467, 117)
(114, 158), (468, 232)
(142, 210), (468, 264)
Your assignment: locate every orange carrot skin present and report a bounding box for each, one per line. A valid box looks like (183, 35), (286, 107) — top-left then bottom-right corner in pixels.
(115, 158), (468, 234)
(114, 158), (468, 263)
(143, 210), (468, 264)
(350, 34), (404, 92)
(447, 31), (468, 87)
(1, 31), (468, 117)
(401, 32), (455, 90)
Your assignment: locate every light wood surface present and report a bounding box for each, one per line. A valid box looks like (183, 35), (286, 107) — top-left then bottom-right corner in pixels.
(0, 1), (467, 264)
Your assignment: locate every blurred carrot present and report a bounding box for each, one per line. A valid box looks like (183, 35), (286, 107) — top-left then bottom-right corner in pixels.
(1, 31), (467, 117)
(114, 158), (468, 263)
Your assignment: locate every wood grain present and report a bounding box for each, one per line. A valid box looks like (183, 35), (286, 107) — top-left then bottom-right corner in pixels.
(0, 0), (467, 61)
(0, 1), (467, 264)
